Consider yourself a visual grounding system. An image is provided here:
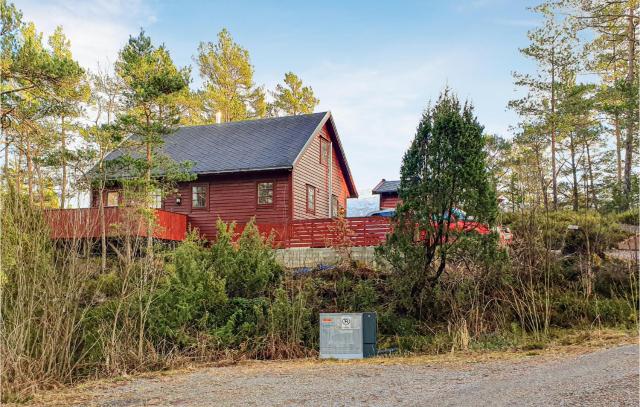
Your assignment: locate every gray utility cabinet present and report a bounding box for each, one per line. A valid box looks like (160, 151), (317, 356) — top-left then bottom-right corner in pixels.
(319, 312), (377, 359)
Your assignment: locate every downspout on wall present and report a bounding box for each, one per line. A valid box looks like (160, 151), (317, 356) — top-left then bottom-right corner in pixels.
(328, 141), (333, 217)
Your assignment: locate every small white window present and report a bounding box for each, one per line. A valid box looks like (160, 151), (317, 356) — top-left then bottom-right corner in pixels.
(320, 138), (330, 165)
(106, 191), (119, 207)
(306, 185), (316, 213)
(150, 190), (162, 209)
(192, 185), (207, 208)
(331, 195), (339, 218)
(257, 182), (274, 205)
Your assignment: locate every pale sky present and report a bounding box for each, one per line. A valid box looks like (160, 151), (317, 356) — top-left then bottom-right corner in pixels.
(17, 0), (540, 195)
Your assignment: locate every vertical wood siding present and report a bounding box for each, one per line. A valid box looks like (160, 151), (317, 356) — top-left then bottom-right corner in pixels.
(45, 208), (187, 241)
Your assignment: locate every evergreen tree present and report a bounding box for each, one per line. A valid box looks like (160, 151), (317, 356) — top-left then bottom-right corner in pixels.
(556, 81), (602, 210)
(46, 26), (89, 208)
(567, 0), (639, 208)
(115, 29), (190, 181)
(114, 29), (191, 250)
(270, 72), (319, 116)
(377, 89), (497, 319)
(0, 2), (61, 126)
(509, 4), (579, 209)
(1, 7), (85, 206)
(196, 29), (264, 122)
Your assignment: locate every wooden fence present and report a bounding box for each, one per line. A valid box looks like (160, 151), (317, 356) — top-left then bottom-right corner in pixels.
(234, 216), (392, 248)
(45, 208), (188, 241)
(46, 208), (391, 248)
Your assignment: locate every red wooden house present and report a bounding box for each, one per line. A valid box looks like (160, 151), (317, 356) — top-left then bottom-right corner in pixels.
(372, 179), (400, 209)
(47, 112), (374, 245)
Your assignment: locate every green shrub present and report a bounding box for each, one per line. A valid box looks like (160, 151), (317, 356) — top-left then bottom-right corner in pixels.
(509, 210), (623, 253)
(589, 298), (637, 327)
(616, 208), (639, 225)
(147, 235), (228, 347)
(550, 292), (636, 328)
(147, 219), (294, 354)
(208, 219), (282, 299)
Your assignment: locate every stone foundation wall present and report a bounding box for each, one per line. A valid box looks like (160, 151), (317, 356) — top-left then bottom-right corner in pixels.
(275, 246), (378, 269)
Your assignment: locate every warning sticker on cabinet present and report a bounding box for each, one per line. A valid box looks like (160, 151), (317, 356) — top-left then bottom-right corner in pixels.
(340, 316), (353, 329)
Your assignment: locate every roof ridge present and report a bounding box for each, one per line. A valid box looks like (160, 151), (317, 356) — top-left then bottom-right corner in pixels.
(176, 111), (329, 130)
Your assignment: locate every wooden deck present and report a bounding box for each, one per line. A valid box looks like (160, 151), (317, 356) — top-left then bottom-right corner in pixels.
(45, 208), (188, 241)
(45, 208), (392, 248)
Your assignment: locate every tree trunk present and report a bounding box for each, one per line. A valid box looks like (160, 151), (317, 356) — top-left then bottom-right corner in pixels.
(614, 113), (622, 184)
(535, 147), (549, 211)
(26, 140), (34, 204)
(145, 113), (153, 254)
(4, 134), (9, 187)
(623, 5), (636, 204)
(34, 160), (45, 209)
(550, 50), (558, 210)
(15, 149), (22, 195)
(584, 141), (598, 211)
(99, 151), (107, 271)
(60, 115), (67, 209)
(569, 134), (579, 211)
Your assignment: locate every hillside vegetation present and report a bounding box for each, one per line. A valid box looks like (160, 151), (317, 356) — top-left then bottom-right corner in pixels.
(1, 191), (637, 402)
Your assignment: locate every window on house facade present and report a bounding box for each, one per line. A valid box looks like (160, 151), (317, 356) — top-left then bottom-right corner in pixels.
(106, 191), (119, 207)
(192, 185), (207, 209)
(306, 184), (316, 213)
(150, 189), (162, 209)
(257, 182), (274, 205)
(320, 138), (330, 165)
(331, 194), (339, 218)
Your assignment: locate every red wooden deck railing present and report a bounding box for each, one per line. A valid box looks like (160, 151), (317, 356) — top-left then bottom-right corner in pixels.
(233, 216), (392, 248)
(45, 208), (188, 241)
(45, 209), (504, 248)
(45, 208), (391, 247)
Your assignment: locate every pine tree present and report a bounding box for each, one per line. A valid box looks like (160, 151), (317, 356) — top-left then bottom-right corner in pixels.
(114, 29), (191, 251)
(377, 89), (497, 319)
(196, 29), (264, 122)
(1, 8), (83, 207)
(0, 2), (61, 125)
(509, 4), (579, 210)
(568, 0), (639, 208)
(46, 26), (89, 208)
(270, 72), (319, 116)
(557, 81), (602, 210)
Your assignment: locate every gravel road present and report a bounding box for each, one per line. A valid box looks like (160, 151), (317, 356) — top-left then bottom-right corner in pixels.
(38, 344), (638, 407)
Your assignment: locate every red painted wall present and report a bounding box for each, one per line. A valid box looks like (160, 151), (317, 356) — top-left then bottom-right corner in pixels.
(163, 171), (291, 238)
(92, 171), (291, 240)
(292, 123), (350, 220)
(91, 186), (124, 208)
(380, 193), (400, 209)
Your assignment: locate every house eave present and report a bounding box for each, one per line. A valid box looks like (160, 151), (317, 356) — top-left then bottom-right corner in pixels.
(193, 166), (293, 176)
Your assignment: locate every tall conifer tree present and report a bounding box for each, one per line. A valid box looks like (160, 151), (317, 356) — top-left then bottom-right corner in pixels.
(378, 89), (497, 319)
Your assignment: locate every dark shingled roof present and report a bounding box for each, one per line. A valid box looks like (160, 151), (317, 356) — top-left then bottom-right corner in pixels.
(104, 112), (329, 174)
(372, 179), (400, 194)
